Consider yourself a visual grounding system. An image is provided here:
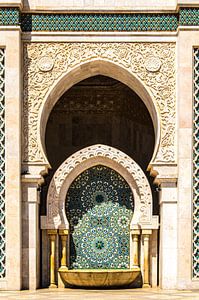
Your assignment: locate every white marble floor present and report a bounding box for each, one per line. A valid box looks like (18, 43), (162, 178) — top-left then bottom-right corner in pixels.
(0, 288), (199, 300)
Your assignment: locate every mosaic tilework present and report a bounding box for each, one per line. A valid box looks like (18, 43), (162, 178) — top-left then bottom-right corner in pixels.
(0, 8), (178, 31)
(20, 13), (178, 32)
(0, 49), (5, 278)
(180, 8), (199, 26)
(1, 7), (199, 31)
(65, 165), (134, 269)
(0, 8), (20, 26)
(193, 49), (199, 278)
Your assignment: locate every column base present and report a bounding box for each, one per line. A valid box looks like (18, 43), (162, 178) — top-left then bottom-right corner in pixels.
(49, 283), (57, 288)
(132, 265), (140, 269)
(60, 266), (68, 269)
(142, 283), (151, 288)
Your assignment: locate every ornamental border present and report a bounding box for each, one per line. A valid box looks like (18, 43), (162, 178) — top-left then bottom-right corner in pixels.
(0, 48), (5, 279)
(0, 7), (199, 31)
(193, 48), (199, 278)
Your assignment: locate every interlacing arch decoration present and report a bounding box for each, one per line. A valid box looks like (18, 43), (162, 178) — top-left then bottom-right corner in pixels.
(45, 145), (153, 230)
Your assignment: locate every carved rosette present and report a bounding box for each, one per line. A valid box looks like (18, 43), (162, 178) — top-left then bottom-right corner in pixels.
(47, 145), (152, 228)
(23, 42), (176, 164)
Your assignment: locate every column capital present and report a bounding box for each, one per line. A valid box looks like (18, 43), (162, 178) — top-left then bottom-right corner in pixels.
(142, 229), (152, 235)
(148, 163), (177, 186)
(59, 229), (69, 236)
(48, 229), (57, 236)
(131, 229), (141, 235)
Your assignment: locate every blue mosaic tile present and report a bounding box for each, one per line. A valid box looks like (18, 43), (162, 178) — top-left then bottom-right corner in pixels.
(65, 165), (134, 269)
(0, 8), (179, 31)
(180, 8), (199, 26)
(0, 8), (20, 26)
(20, 13), (178, 32)
(1, 7), (199, 31)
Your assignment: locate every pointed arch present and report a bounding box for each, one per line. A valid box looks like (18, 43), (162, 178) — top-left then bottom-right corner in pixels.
(39, 59), (160, 166)
(44, 144), (153, 230)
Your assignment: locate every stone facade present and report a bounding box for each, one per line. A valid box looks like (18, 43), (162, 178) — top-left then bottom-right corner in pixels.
(0, 0), (198, 291)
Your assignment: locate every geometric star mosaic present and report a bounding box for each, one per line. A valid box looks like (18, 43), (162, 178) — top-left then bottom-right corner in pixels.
(0, 49), (5, 278)
(65, 165), (134, 269)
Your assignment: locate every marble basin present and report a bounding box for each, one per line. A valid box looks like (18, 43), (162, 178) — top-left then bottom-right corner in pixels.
(59, 267), (141, 288)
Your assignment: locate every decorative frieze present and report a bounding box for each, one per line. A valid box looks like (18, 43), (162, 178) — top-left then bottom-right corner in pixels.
(180, 8), (199, 26)
(0, 7), (199, 31)
(23, 42), (176, 164)
(193, 48), (199, 278)
(0, 49), (5, 278)
(0, 8), (20, 26)
(20, 13), (178, 32)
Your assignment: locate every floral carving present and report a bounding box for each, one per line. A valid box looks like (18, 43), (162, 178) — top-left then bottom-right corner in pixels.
(145, 56), (162, 72)
(46, 145), (153, 229)
(23, 42), (176, 163)
(37, 56), (54, 72)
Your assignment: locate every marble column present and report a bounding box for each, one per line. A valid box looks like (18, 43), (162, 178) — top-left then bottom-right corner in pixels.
(59, 229), (68, 268)
(48, 230), (57, 288)
(142, 230), (151, 288)
(132, 230), (140, 268)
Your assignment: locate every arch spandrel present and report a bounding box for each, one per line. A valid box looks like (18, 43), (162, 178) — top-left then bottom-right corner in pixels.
(45, 145), (153, 230)
(23, 42), (176, 168)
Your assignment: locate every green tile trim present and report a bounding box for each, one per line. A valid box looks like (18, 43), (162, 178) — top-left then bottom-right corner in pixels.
(0, 8), (198, 34)
(20, 13), (178, 32)
(0, 8), (20, 26)
(0, 48), (5, 278)
(0, 8), (178, 32)
(180, 8), (199, 26)
(193, 48), (199, 278)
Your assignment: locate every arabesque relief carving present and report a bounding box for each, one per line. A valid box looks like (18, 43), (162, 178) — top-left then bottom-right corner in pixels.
(23, 42), (176, 164)
(47, 145), (152, 228)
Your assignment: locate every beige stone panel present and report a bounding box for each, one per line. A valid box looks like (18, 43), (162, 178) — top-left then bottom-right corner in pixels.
(161, 202), (177, 249)
(178, 158), (192, 188)
(178, 189), (192, 219)
(23, 0), (176, 11)
(0, 0), (22, 8)
(22, 33), (177, 43)
(159, 186), (177, 289)
(178, 33), (193, 129)
(178, 0), (199, 4)
(178, 129), (192, 159)
(177, 29), (199, 289)
(160, 248), (177, 288)
(0, 29), (21, 290)
(178, 77), (192, 128)
(5, 159), (20, 190)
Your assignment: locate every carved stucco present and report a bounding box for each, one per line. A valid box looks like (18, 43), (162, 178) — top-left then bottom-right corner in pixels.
(46, 145), (153, 229)
(23, 42), (176, 164)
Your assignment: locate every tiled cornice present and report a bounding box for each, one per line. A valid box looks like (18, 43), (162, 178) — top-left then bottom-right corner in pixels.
(0, 7), (199, 32)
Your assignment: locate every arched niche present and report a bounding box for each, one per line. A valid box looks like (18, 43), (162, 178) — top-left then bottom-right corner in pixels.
(43, 144), (156, 230)
(39, 60), (160, 167)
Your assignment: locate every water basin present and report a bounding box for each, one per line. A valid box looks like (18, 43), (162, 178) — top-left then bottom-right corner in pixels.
(59, 267), (141, 288)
